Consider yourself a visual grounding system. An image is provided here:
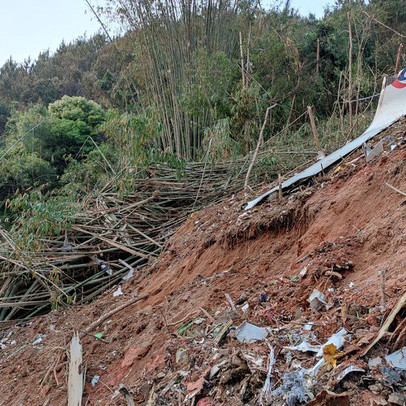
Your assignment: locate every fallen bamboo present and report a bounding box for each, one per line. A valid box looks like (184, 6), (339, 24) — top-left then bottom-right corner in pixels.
(82, 294), (149, 335)
(385, 182), (406, 197)
(67, 333), (84, 406)
(363, 291), (406, 355)
(0, 149), (313, 320)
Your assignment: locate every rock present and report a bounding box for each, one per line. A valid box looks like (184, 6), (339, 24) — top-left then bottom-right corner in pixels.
(371, 397), (388, 405)
(175, 348), (188, 365)
(121, 347), (138, 368)
(187, 376), (205, 394)
(196, 398), (216, 406)
(388, 392), (406, 405)
(369, 383), (384, 394)
(367, 314), (379, 327)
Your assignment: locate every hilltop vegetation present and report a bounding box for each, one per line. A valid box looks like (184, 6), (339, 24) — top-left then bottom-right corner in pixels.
(0, 0), (405, 232)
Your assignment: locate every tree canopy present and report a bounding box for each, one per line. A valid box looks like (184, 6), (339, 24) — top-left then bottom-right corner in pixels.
(0, 0), (405, 205)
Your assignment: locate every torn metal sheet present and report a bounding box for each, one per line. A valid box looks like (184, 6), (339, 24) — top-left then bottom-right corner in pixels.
(307, 289), (327, 311)
(336, 365), (365, 383)
(385, 347), (406, 370)
(316, 328), (347, 357)
(308, 328), (348, 376)
(366, 139), (384, 162)
(235, 321), (268, 343)
(284, 341), (321, 353)
(245, 70), (406, 210)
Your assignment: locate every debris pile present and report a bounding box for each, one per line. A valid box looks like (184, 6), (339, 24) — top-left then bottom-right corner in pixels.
(132, 275), (406, 406)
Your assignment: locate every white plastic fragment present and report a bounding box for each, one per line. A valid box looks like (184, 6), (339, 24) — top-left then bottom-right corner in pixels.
(303, 323), (313, 332)
(225, 293), (237, 312)
(368, 356), (382, 368)
(307, 289), (327, 310)
(209, 365), (221, 379)
(122, 269), (133, 281)
(299, 266), (308, 278)
(91, 375), (100, 386)
(385, 347), (406, 370)
(32, 334), (46, 345)
(308, 328), (348, 376)
(193, 317), (205, 325)
(309, 358), (325, 376)
(100, 262), (113, 276)
(209, 360), (227, 379)
(243, 353), (264, 368)
(366, 139), (384, 162)
(113, 286), (123, 297)
(235, 322), (268, 343)
(241, 303), (249, 313)
(308, 289), (327, 304)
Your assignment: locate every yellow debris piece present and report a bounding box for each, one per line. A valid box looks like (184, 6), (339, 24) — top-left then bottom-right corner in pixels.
(323, 343), (344, 369)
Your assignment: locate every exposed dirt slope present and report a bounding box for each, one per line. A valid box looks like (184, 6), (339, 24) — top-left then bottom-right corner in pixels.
(1, 123), (406, 406)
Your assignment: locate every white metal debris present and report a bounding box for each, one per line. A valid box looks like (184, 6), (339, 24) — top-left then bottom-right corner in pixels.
(235, 321), (268, 343)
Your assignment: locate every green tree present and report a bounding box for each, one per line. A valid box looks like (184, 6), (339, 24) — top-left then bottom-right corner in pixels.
(0, 96), (106, 201)
(0, 99), (10, 135)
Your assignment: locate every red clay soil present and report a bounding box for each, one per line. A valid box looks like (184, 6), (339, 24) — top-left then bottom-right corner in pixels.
(1, 125), (406, 406)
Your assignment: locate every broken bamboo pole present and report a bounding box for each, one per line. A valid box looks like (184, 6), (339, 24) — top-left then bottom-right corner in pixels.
(307, 105), (324, 158)
(395, 43), (404, 74)
(82, 294), (149, 335)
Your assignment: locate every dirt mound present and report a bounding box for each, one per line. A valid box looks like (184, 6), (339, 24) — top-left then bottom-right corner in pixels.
(1, 126), (406, 405)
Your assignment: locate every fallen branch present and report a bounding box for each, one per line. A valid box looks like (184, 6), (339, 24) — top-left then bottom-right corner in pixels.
(244, 105), (276, 189)
(72, 226), (150, 259)
(385, 182), (406, 197)
(363, 291), (406, 355)
(82, 294), (149, 335)
(362, 10), (406, 39)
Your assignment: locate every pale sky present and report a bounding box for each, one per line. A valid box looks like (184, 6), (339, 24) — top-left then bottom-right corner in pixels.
(0, 0), (102, 66)
(290, 0), (333, 18)
(0, 0), (332, 67)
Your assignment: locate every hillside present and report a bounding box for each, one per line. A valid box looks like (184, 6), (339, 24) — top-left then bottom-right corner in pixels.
(1, 117), (406, 405)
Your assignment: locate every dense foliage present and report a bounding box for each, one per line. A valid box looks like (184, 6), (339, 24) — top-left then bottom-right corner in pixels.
(0, 0), (405, 222)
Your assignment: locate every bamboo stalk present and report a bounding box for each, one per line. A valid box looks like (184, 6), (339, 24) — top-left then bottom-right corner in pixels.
(395, 43), (404, 74)
(239, 31), (245, 88)
(82, 294), (149, 335)
(307, 106), (324, 157)
(244, 106), (274, 189)
(348, 11), (353, 132)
